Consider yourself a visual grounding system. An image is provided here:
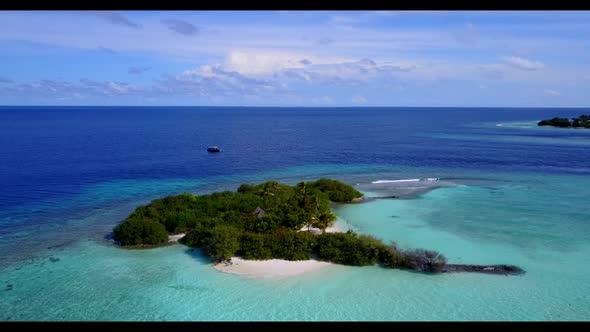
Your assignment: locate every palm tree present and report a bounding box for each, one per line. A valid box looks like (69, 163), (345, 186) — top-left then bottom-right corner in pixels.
(260, 181), (281, 207)
(315, 213), (336, 233)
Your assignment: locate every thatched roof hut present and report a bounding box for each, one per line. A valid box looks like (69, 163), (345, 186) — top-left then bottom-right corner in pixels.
(253, 206), (265, 218)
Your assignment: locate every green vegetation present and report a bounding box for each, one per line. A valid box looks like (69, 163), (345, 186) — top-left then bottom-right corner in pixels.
(402, 249), (448, 273)
(113, 215), (168, 246)
(308, 178), (364, 202)
(315, 231), (405, 267)
(113, 178), (449, 273)
(114, 179), (359, 247)
(538, 115), (590, 128)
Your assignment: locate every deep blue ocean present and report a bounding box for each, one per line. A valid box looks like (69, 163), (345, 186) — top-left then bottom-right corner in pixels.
(1, 106), (589, 321)
(2, 106), (589, 209)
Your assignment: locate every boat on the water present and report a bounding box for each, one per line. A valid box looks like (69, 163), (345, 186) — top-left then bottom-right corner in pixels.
(207, 146), (220, 152)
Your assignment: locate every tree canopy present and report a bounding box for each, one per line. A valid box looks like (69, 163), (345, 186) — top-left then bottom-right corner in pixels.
(538, 115), (590, 128)
(113, 179), (361, 247)
(113, 178), (453, 273)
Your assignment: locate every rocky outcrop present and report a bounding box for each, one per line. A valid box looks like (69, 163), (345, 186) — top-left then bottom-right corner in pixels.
(372, 195), (399, 200)
(398, 248), (525, 276)
(348, 195), (399, 203)
(443, 264), (525, 275)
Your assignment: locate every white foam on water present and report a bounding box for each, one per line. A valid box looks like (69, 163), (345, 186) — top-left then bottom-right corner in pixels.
(372, 178), (439, 184)
(372, 179), (420, 184)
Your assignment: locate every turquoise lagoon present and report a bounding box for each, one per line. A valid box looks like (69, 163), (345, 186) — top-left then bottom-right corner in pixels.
(1, 107), (589, 321)
(1, 165), (589, 321)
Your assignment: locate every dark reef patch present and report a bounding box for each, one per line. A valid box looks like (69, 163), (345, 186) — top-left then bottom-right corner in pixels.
(444, 264), (525, 275)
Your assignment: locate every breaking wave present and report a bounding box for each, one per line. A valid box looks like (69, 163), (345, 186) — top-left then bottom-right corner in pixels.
(371, 178), (439, 184)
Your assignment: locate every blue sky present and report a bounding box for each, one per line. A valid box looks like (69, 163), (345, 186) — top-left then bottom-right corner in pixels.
(0, 10), (589, 107)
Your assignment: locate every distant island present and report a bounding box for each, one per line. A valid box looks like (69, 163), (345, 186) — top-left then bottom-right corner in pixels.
(538, 115), (590, 128)
(113, 178), (524, 276)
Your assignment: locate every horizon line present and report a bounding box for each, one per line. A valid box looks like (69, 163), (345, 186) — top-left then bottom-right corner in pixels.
(0, 105), (589, 109)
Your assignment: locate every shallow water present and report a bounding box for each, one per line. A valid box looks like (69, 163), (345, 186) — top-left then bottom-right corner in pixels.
(1, 107), (589, 320)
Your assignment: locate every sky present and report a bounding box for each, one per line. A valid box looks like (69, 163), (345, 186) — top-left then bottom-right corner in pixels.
(0, 10), (589, 107)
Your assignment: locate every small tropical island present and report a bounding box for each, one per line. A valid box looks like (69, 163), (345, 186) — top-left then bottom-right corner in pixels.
(538, 115), (590, 128)
(113, 178), (524, 276)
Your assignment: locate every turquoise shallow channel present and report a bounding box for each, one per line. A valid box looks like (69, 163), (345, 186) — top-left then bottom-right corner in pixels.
(0, 165), (589, 321)
(1, 107), (589, 321)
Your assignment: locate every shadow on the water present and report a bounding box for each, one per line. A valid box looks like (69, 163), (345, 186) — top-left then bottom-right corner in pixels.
(184, 248), (212, 266)
(382, 265), (525, 277)
(103, 232), (115, 242)
(46, 239), (78, 251)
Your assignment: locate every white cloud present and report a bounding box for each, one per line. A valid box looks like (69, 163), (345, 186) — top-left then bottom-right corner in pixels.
(0, 78), (143, 100)
(544, 89), (561, 96)
(351, 95), (367, 104)
(220, 52), (556, 88)
(1, 11), (584, 76)
(157, 64), (287, 98)
(79, 79), (141, 96)
(312, 96), (333, 104)
(276, 58), (421, 86)
(224, 50), (350, 76)
(501, 56), (546, 71)
(0, 66), (288, 102)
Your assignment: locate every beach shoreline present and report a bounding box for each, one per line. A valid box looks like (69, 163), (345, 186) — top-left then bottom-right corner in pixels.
(213, 224), (344, 277)
(213, 257), (334, 278)
(298, 222), (345, 235)
(168, 233), (186, 242)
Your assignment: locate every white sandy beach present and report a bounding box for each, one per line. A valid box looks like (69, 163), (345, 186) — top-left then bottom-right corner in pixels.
(214, 223), (344, 277)
(213, 257), (333, 277)
(168, 233), (186, 242)
(299, 222), (344, 235)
